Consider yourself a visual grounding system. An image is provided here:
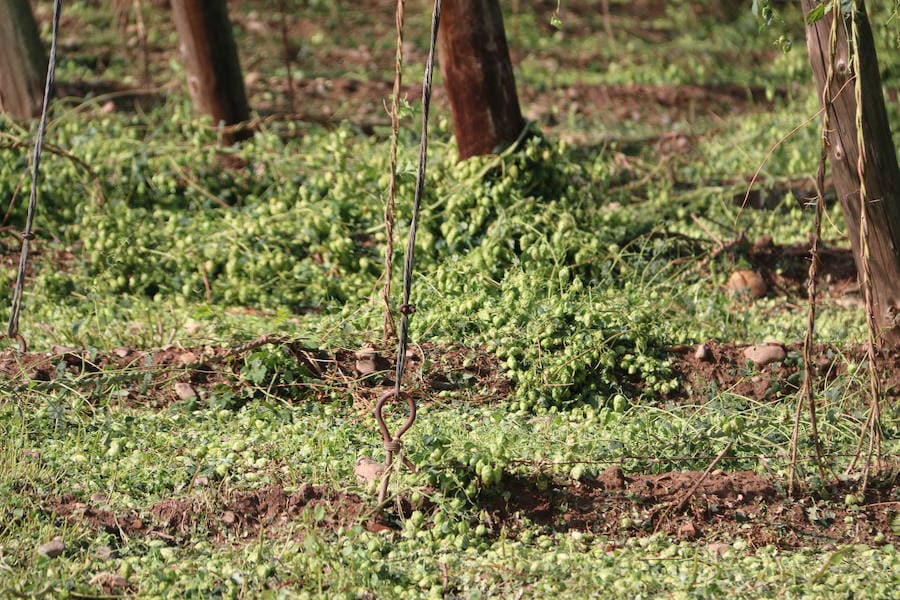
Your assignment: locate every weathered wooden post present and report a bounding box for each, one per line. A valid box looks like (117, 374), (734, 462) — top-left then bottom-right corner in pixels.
(801, 0), (900, 346)
(438, 0), (525, 160)
(0, 0), (48, 119)
(171, 0), (251, 142)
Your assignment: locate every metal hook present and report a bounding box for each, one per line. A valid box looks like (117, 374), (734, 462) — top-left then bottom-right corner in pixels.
(373, 389), (418, 504)
(2, 333), (27, 353)
(374, 389), (417, 448)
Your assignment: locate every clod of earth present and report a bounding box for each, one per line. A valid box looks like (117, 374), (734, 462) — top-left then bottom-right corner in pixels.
(354, 456), (385, 483)
(173, 382), (197, 400)
(726, 270), (767, 299)
(354, 347), (391, 375)
(89, 571), (132, 595)
(694, 343), (710, 361)
(743, 344), (786, 367)
(37, 537), (65, 558)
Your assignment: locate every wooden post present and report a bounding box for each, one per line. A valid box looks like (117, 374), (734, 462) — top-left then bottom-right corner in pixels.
(438, 0), (525, 160)
(171, 0), (251, 142)
(0, 0), (48, 119)
(801, 0), (900, 346)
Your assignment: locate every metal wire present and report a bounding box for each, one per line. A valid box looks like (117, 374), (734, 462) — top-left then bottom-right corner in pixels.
(6, 0), (63, 352)
(393, 0), (441, 394)
(373, 0), (442, 506)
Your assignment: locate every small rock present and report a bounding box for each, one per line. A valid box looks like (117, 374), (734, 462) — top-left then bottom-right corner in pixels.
(678, 521), (699, 539)
(726, 270), (767, 299)
(743, 344), (786, 367)
(178, 352), (198, 365)
(38, 537), (65, 558)
(694, 343), (709, 361)
(100, 100), (116, 113)
(174, 382), (197, 401)
(222, 510), (237, 525)
(113, 347), (131, 358)
(707, 542), (730, 556)
(354, 456), (385, 483)
(354, 347), (390, 376)
(90, 571), (130, 592)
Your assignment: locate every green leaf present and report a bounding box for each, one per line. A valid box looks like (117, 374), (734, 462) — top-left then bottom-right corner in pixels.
(805, 2), (827, 24)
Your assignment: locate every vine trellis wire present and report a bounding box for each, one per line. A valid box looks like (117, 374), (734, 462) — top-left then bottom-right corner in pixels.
(4, 0), (63, 354)
(373, 0), (443, 506)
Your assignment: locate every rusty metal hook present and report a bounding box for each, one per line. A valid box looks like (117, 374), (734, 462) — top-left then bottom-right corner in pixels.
(374, 389), (418, 504)
(1, 333), (27, 353)
(374, 389), (416, 449)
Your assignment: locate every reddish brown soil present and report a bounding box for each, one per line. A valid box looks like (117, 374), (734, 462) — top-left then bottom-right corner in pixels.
(746, 237), (859, 299)
(49, 471), (898, 550)
(48, 483), (384, 544)
(482, 467), (899, 549)
(666, 340), (900, 402)
(150, 484), (379, 541)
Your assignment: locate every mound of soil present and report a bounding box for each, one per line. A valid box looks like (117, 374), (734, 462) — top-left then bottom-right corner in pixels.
(666, 340), (900, 402)
(747, 237), (858, 299)
(48, 483), (383, 544)
(49, 470), (897, 551)
(482, 468), (899, 549)
(151, 483), (376, 540)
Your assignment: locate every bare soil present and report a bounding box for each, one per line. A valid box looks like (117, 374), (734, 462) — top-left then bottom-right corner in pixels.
(746, 237), (859, 299)
(48, 482), (383, 545)
(48, 469), (898, 550)
(665, 340), (900, 402)
(482, 467), (899, 549)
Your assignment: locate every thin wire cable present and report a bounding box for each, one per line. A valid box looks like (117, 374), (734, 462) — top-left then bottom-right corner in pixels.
(373, 0), (441, 507)
(7, 0), (63, 349)
(393, 0), (441, 395)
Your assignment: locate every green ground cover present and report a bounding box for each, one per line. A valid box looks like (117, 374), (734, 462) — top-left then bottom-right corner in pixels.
(1, 1), (898, 597)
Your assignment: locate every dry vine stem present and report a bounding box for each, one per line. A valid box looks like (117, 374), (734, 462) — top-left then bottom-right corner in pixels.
(789, 2), (841, 496)
(846, 4), (883, 488)
(380, 0), (406, 342)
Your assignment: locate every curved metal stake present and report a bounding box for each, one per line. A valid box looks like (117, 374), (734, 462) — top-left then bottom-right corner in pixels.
(374, 389), (418, 504)
(1, 333), (28, 353)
